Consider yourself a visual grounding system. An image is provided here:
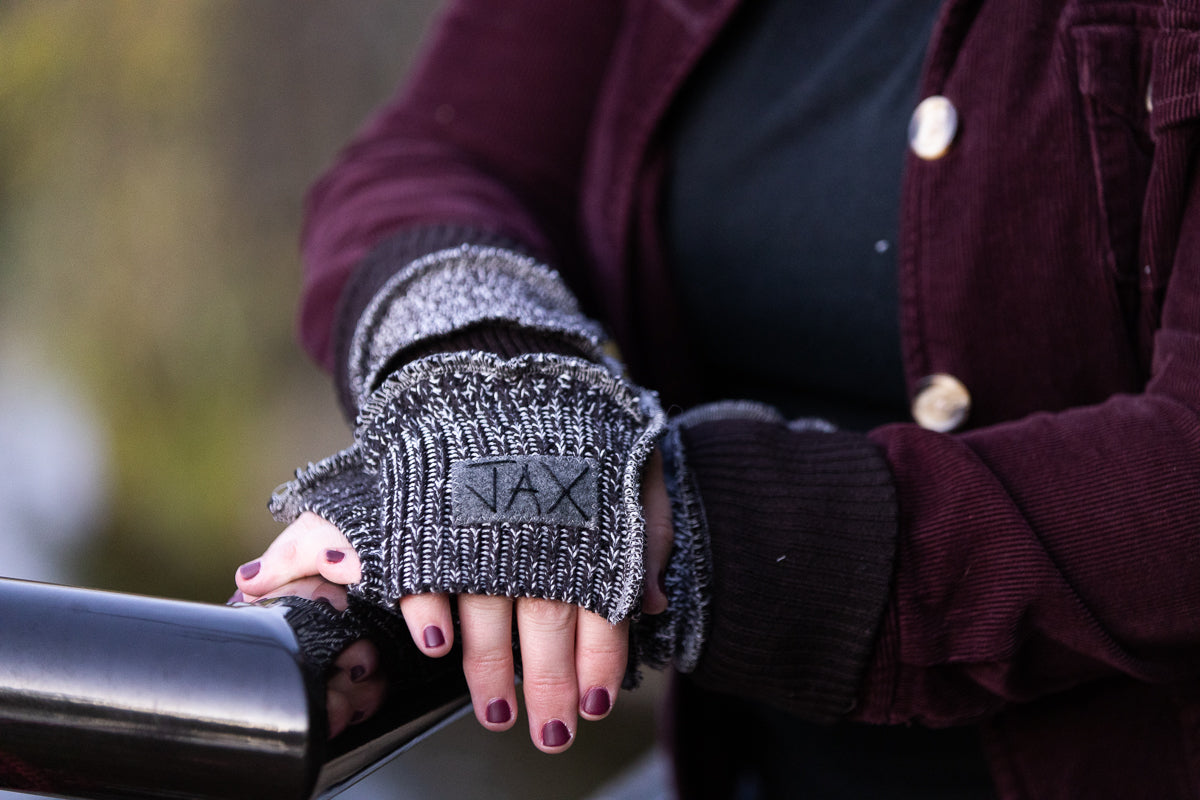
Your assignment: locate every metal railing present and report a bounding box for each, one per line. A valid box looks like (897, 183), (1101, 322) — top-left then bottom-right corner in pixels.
(0, 578), (470, 800)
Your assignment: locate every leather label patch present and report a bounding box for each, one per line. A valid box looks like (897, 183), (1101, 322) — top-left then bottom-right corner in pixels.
(450, 455), (598, 527)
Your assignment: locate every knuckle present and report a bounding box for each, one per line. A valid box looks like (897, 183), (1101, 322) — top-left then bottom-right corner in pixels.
(518, 598), (575, 632)
(277, 539), (301, 564)
(462, 646), (512, 680)
(578, 639), (627, 672)
(521, 670), (577, 700)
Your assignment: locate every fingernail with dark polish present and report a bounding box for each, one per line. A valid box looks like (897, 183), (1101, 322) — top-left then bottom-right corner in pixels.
(325, 549), (345, 563)
(582, 687), (611, 716)
(542, 719), (571, 748)
(238, 561), (261, 580)
(486, 698), (511, 724)
(423, 625), (445, 648)
(349, 665), (366, 682)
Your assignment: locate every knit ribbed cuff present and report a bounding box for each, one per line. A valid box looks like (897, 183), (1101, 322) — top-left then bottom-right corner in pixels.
(354, 351), (665, 623)
(345, 244), (610, 409)
(631, 422), (712, 676)
(333, 225), (529, 418)
(680, 416), (897, 723)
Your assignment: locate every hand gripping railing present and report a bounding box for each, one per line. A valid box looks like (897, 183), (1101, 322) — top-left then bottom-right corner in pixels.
(0, 577), (470, 800)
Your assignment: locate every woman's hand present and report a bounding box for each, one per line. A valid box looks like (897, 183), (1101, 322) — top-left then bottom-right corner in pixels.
(235, 451), (674, 753)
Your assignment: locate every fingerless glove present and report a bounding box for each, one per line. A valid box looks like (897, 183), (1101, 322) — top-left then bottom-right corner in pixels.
(349, 350), (664, 624)
(268, 243), (751, 681)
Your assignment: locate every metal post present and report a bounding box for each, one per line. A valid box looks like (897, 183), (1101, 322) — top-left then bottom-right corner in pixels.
(0, 578), (469, 800)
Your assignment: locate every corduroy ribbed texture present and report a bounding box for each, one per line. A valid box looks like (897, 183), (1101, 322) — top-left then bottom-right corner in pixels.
(354, 351), (665, 623)
(680, 417), (898, 723)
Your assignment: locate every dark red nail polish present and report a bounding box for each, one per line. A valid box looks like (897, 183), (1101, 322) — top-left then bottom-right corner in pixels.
(486, 698), (511, 724)
(423, 625), (445, 648)
(349, 665), (366, 682)
(541, 719), (571, 748)
(238, 561), (260, 580)
(325, 549), (345, 563)
(582, 687), (611, 716)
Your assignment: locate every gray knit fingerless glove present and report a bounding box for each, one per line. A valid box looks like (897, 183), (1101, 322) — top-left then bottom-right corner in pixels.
(630, 422), (711, 675)
(270, 240), (726, 678)
(350, 351), (665, 624)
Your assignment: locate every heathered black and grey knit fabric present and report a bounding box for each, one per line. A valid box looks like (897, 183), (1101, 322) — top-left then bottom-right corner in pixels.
(353, 351), (665, 624)
(268, 445), (385, 584)
(256, 594), (409, 680)
(631, 422), (711, 674)
(271, 243), (721, 674)
(346, 246), (614, 407)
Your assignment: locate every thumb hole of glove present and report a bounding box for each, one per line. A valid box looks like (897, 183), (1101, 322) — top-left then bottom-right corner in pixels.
(641, 449), (673, 615)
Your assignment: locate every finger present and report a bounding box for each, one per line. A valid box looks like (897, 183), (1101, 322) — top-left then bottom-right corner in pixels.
(327, 686), (353, 740)
(236, 512), (362, 600)
(330, 639), (381, 687)
(641, 449), (674, 615)
(516, 597), (578, 753)
(327, 640), (388, 735)
(575, 611), (628, 721)
(458, 594), (518, 731)
(398, 593), (454, 657)
(258, 575), (350, 611)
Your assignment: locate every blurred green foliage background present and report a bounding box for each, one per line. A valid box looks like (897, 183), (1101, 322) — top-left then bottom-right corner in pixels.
(0, 0), (438, 600)
(0, 7), (668, 796)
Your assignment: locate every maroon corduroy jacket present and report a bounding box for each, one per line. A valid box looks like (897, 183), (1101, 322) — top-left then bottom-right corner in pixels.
(298, 1), (1200, 796)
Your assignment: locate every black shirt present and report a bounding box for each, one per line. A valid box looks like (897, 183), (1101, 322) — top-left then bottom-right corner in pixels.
(664, 0), (940, 430)
(663, 2), (998, 797)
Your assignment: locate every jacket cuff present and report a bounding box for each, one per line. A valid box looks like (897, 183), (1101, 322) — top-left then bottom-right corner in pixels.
(680, 415), (898, 723)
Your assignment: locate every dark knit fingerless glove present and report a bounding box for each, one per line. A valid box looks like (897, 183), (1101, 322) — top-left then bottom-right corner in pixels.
(269, 241), (737, 680)
(351, 351), (664, 624)
(271, 352), (668, 624)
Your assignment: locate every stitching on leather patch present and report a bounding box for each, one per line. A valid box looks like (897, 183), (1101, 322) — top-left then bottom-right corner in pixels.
(450, 456), (599, 527)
